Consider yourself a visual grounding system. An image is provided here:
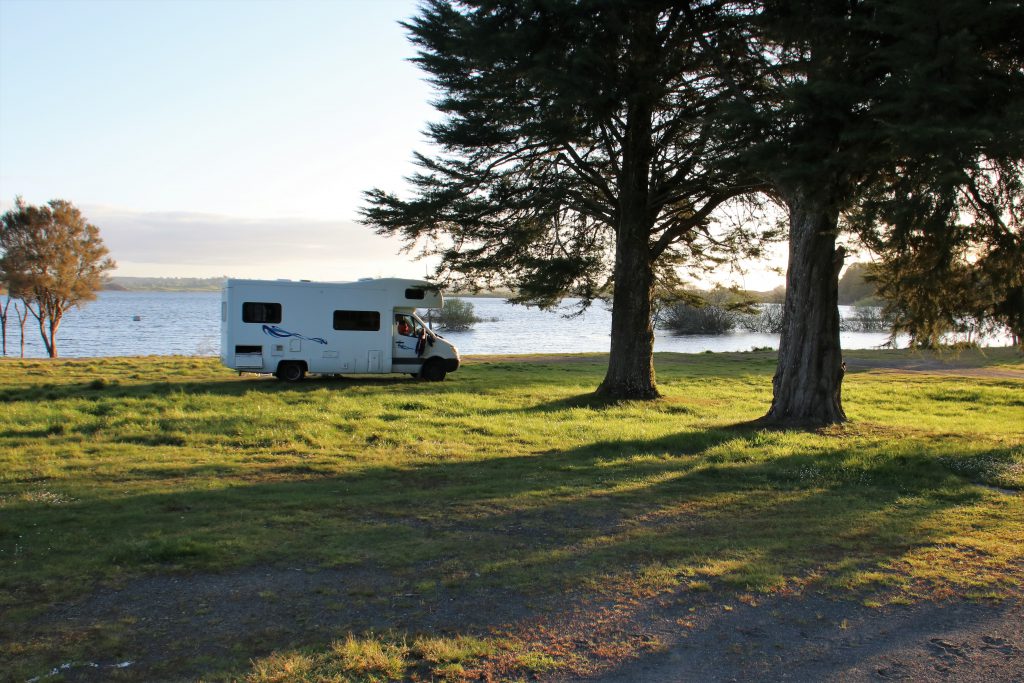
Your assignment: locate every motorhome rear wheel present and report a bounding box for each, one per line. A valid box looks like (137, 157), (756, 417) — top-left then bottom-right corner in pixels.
(276, 362), (305, 383)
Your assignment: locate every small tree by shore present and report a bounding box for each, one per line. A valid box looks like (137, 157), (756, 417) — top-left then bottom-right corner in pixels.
(840, 306), (891, 333)
(661, 302), (737, 335)
(426, 298), (482, 332)
(738, 304), (786, 334)
(0, 198), (116, 358)
(658, 290), (756, 336)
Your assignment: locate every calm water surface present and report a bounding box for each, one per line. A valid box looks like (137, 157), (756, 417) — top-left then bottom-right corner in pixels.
(2, 291), (907, 359)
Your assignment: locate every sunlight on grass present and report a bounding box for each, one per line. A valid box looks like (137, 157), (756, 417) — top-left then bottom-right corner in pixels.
(244, 632), (560, 682)
(1, 349), (1022, 680)
(413, 635), (497, 664)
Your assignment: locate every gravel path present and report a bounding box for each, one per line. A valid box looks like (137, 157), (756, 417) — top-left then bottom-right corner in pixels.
(844, 356), (1024, 380)
(586, 593), (1024, 682)
(25, 563), (1024, 682)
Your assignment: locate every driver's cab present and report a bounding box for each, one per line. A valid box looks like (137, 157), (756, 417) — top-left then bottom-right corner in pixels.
(391, 311), (461, 380)
(394, 312), (426, 348)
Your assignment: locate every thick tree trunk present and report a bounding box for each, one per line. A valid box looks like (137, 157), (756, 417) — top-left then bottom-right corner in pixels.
(597, 224), (658, 399)
(762, 189), (847, 427)
(596, 87), (658, 400)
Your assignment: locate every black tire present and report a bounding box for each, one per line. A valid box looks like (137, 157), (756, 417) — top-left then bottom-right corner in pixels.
(420, 358), (446, 382)
(276, 362), (305, 383)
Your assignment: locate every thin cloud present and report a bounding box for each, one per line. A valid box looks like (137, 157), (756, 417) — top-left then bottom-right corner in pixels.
(88, 207), (397, 263)
(76, 205), (422, 278)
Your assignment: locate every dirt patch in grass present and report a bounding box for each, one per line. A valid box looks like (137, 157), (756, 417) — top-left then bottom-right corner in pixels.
(844, 349), (1024, 380)
(21, 562), (534, 681)
(465, 353), (607, 366)
(18, 564), (1024, 682)
(463, 349), (1024, 380)
(587, 591), (1024, 683)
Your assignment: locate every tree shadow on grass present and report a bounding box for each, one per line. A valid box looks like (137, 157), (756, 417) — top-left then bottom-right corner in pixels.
(586, 588), (1023, 683)
(507, 391), (638, 413)
(5, 428), (997, 594)
(4, 407), (1017, 679)
(0, 373), (437, 404)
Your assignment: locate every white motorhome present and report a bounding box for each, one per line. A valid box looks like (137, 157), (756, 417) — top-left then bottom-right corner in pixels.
(220, 278), (460, 382)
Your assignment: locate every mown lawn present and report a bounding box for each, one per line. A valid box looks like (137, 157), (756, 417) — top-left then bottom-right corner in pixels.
(1, 349), (1022, 681)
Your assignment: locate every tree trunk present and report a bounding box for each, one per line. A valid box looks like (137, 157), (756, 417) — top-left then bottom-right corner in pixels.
(48, 315), (60, 358)
(0, 298), (9, 356)
(16, 303), (27, 358)
(36, 314), (54, 357)
(29, 302), (59, 358)
(596, 90), (658, 400)
(762, 189), (847, 427)
(597, 222), (658, 399)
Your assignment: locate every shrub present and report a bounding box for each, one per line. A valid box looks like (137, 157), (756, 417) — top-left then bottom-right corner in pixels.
(661, 302), (737, 335)
(738, 304), (785, 333)
(425, 298), (481, 331)
(841, 306), (891, 332)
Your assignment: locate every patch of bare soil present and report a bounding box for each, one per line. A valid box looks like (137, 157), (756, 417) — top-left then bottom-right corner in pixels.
(21, 562), (1024, 682)
(571, 592), (1024, 683)
(844, 355), (1024, 380)
(23, 563), (533, 681)
(464, 351), (1024, 380)
(465, 353), (606, 365)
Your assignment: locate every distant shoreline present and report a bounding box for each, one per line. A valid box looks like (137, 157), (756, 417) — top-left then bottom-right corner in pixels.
(98, 278), (786, 303)
(101, 277), (515, 296)
(103, 276), (225, 292)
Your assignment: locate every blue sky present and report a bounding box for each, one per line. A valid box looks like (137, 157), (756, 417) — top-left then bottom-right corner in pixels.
(0, 0), (787, 287)
(1, 0), (436, 278)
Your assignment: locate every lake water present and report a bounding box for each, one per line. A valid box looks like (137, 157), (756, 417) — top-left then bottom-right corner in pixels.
(1, 291), (910, 359)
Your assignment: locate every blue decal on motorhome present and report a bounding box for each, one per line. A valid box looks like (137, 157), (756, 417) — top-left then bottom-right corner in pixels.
(262, 325), (327, 345)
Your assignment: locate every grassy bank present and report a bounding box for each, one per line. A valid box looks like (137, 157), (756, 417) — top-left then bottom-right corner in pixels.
(1, 350), (1022, 680)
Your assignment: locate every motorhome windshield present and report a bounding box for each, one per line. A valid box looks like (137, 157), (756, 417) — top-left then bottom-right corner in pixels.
(412, 313), (439, 340)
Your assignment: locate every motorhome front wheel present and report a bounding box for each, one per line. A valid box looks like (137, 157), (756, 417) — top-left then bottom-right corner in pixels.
(420, 358), (446, 382)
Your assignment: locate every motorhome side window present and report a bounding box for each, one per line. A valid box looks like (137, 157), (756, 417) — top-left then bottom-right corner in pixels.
(242, 302), (282, 324)
(333, 310), (380, 331)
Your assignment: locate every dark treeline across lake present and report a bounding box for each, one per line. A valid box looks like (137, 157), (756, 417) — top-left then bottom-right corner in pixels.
(0, 290), (944, 360)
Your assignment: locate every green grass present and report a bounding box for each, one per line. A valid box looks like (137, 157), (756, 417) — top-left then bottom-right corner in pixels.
(246, 633), (542, 683)
(1, 349), (1022, 680)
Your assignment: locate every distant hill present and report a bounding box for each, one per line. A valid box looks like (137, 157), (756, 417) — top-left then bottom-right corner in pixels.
(94, 276), (806, 303)
(102, 279), (521, 296)
(105, 276), (226, 292)
(838, 262), (881, 305)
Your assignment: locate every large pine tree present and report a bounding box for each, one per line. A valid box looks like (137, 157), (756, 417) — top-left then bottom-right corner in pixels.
(361, 0), (763, 399)
(708, 0), (1024, 425)
(854, 158), (1024, 349)
(364, 0), (1021, 418)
